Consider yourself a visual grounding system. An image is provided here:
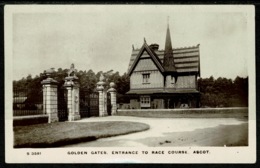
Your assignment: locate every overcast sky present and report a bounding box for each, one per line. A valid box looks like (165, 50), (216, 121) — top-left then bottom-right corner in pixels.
(11, 5), (253, 80)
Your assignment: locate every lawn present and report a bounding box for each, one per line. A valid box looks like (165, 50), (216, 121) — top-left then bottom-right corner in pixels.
(14, 121), (150, 148)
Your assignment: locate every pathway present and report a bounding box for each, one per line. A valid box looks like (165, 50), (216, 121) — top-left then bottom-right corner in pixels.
(65, 116), (248, 147)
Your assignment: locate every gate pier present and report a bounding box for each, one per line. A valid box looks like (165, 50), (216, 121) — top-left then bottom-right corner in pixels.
(107, 82), (117, 115)
(41, 68), (59, 123)
(97, 74), (106, 117)
(64, 76), (81, 121)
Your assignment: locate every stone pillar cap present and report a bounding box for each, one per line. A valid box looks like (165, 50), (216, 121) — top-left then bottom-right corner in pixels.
(97, 85), (104, 91)
(64, 75), (79, 87)
(65, 76), (79, 81)
(97, 81), (105, 86)
(107, 88), (116, 92)
(41, 78), (58, 85)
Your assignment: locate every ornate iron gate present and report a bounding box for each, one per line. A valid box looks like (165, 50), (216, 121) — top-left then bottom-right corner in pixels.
(79, 90), (90, 118)
(107, 93), (111, 115)
(57, 86), (68, 121)
(80, 91), (99, 117)
(89, 92), (99, 117)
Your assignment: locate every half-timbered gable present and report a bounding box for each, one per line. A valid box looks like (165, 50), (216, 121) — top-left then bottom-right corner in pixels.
(128, 42), (164, 90)
(126, 22), (201, 109)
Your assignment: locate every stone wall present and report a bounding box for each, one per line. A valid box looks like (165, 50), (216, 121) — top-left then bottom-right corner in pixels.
(117, 107), (248, 118)
(13, 115), (49, 126)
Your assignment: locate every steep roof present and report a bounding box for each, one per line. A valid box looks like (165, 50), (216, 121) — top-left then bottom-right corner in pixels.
(127, 41), (164, 76)
(127, 44), (200, 76)
(163, 24), (176, 72)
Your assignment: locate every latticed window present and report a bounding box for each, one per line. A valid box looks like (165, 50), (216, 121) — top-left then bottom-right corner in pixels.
(142, 73), (150, 83)
(171, 76), (176, 88)
(140, 96), (150, 107)
(171, 76), (175, 84)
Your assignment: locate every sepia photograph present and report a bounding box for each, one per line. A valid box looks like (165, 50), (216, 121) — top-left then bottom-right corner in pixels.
(5, 5), (256, 163)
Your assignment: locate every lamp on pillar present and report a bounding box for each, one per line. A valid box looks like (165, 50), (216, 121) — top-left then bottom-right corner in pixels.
(64, 63), (80, 121)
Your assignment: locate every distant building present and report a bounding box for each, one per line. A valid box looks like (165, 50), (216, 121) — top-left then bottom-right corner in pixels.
(126, 23), (201, 109)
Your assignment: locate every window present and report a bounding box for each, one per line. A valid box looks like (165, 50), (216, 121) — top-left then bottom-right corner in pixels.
(171, 76), (175, 84)
(140, 96), (150, 108)
(142, 73), (150, 84)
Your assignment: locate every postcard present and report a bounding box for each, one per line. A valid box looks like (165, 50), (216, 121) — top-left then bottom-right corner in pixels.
(5, 5), (256, 163)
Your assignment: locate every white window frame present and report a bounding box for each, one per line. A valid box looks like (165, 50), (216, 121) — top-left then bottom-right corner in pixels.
(171, 76), (175, 84)
(140, 96), (150, 108)
(142, 73), (150, 84)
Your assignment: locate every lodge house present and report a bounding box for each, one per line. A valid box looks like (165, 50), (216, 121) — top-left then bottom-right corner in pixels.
(126, 23), (201, 109)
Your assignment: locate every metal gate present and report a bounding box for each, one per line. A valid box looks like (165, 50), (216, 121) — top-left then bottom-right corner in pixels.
(107, 93), (111, 115)
(80, 91), (99, 117)
(79, 90), (90, 118)
(57, 86), (68, 121)
(89, 92), (99, 116)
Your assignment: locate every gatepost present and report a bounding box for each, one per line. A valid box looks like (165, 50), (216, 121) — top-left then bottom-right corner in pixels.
(41, 68), (59, 123)
(107, 82), (117, 115)
(64, 64), (81, 121)
(96, 73), (106, 117)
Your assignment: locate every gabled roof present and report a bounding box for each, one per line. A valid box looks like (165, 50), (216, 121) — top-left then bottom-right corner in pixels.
(128, 44), (200, 76)
(127, 41), (164, 76)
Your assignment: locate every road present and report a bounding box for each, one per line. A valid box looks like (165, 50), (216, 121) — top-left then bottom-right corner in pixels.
(65, 116), (248, 147)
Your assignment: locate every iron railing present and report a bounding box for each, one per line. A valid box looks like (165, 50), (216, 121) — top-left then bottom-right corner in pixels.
(13, 87), (44, 116)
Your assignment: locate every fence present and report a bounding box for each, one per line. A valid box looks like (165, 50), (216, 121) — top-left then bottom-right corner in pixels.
(13, 87), (44, 116)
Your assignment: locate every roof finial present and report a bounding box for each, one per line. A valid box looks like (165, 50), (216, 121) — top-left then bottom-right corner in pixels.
(132, 44), (134, 50)
(167, 16), (170, 28)
(144, 37), (146, 43)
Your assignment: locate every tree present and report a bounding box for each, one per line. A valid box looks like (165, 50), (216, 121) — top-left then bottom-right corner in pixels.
(198, 76), (248, 107)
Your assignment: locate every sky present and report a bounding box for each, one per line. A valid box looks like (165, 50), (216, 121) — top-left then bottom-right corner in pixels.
(11, 5), (253, 80)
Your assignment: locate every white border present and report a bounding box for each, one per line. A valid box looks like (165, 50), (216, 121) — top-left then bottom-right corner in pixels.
(5, 5), (256, 163)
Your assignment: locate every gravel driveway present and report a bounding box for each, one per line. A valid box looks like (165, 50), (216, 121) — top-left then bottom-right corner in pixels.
(65, 116), (247, 147)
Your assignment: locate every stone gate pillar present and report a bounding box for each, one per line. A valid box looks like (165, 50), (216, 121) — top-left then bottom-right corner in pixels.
(64, 64), (81, 121)
(97, 73), (106, 117)
(107, 82), (117, 115)
(104, 90), (107, 115)
(41, 68), (59, 123)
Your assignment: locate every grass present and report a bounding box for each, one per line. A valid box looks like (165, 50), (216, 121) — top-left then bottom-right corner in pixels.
(14, 121), (150, 148)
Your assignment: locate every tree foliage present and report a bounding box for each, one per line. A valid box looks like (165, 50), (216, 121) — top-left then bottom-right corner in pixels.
(13, 68), (131, 104)
(13, 69), (248, 107)
(198, 76), (248, 107)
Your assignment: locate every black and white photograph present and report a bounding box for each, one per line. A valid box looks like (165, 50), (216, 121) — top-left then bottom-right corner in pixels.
(5, 5), (256, 163)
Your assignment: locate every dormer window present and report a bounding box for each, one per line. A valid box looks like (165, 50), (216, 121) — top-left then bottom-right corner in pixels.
(142, 73), (150, 84)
